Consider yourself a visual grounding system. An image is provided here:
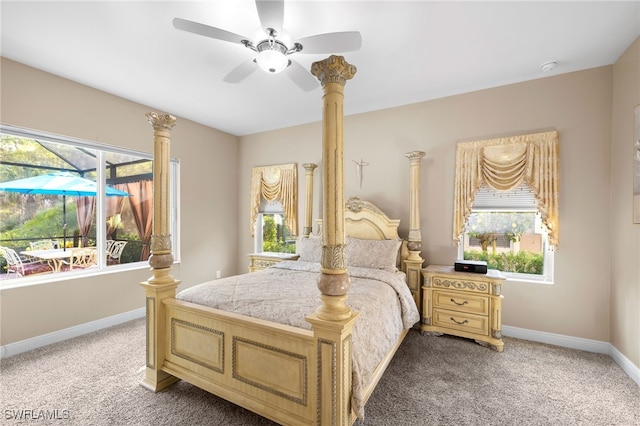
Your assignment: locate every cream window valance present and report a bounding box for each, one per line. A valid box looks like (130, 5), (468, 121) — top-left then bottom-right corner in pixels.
(250, 163), (298, 237)
(453, 130), (560, 248)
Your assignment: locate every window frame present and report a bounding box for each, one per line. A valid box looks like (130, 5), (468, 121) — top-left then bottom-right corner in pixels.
(253, 199), (295, 254)
(458, 187), (555, 284)
(0, 124), (180, 288)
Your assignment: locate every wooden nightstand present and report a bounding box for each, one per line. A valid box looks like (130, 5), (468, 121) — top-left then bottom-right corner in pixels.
(248, 252), (300, 272)
(421, 265), (506, 352)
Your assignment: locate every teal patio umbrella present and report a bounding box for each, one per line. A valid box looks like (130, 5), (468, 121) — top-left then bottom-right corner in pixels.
(0, 172), (130, 249)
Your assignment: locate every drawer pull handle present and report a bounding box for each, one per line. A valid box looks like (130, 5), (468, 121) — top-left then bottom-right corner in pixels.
(450, 317), (469, 325)
(450, 298), (468, 306)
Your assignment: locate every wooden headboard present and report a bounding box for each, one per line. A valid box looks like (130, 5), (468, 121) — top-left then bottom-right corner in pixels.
(316, 197), (401, 241)
(344, 197), (400, 240)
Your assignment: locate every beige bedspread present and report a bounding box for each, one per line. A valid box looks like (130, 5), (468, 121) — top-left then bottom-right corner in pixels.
(176, 260), (420, 419)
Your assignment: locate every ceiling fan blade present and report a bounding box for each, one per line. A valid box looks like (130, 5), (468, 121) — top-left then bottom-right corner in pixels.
(286, 60), (319, 92)
(255, 0), (284, 34)
(295, 31), (362, 54)
(173, 17), (247, 45)
(223, 59), (259, 83)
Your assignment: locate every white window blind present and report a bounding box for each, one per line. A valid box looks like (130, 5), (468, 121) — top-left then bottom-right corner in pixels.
(472, 185), (536, 210)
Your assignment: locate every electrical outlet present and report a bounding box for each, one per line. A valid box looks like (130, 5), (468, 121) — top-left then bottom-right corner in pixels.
(216, 270), (221, 279)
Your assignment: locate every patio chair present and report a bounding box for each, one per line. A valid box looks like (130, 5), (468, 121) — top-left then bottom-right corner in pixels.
(29, 240), (59, 250)
(0, 246), (54, 277)
(26, 240), (60, 262)
(106, 240), (127, 265)
(60, 248), (97, 271)
(29, 240), (60, 250)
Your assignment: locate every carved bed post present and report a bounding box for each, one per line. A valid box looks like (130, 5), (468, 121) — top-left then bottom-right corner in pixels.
(404, 151), (425, 311)
(140, 112), (181, 392)
(306, 55), (359, 426)
(303, 163), (317, 237)
(309, 55), (356, 320)
(406, 151), (425, 260)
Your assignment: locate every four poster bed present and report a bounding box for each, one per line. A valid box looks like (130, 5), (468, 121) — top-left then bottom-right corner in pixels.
(141, 56), (426, 425)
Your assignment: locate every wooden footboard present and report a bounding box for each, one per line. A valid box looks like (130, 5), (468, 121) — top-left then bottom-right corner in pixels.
(141, 285), (407, 426)
(141, 279), (363, 426)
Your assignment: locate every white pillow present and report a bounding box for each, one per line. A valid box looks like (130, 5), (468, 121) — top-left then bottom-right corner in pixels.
(295, 235), (323, 263)
(346, 237), (402, 272)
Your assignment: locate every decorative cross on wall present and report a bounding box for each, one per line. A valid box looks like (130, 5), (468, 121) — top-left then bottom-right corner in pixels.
(352, 158), (369, 189)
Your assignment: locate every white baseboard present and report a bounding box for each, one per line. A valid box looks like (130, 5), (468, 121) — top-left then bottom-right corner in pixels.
(0, 307), (145, 359)
(502, 325), (610, 353)
(609, 343), (640, 386)
(503, 325), (640, 387)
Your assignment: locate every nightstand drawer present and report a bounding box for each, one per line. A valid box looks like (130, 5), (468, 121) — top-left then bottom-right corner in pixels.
(252, 259), (278, 269)
(433, 291), (489, 315)
(431, 275), (490, 295)
(432, 309), (489, 336)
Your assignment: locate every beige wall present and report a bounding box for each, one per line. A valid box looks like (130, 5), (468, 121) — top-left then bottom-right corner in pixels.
(0, 58), (240, 345)
(239, 65), (630, 359)
(611, 38), (640, 367)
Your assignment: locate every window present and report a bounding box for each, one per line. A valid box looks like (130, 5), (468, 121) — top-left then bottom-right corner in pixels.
(253, 200), (295, 254)
(453, 131), (559, 283)
(0, 125), (179, 286)
(249, 163), (298, 253)
(458, 185), (554, 282)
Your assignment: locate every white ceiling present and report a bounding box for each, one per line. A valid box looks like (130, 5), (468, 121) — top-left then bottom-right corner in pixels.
(2, 1), (639, 137)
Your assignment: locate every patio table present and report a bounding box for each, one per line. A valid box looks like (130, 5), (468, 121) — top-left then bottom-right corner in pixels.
(20, 248), (93, 272)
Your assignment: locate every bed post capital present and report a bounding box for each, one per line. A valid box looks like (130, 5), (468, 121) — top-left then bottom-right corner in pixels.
(405, 150), (426, 162)
(146, 112), (176, 132)
(311, 54), (357, 87)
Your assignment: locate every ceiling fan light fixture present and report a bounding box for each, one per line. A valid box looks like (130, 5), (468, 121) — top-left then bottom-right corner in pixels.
(255, 36), (290, 74)
(256, 49), (289, 73)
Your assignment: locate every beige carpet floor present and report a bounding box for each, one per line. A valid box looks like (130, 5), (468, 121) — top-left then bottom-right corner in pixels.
(1, 318), (638, 425)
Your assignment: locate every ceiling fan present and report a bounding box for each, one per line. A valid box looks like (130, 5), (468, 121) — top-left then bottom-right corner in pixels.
(172, 0), (362, 91)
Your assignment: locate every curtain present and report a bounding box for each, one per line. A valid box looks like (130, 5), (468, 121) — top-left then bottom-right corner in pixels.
(250, 163), (298, 237)
(126, 180), (153, 261)
(76, 183), (129, 248)
(76, 196), (95, 247)
(453, 131), (559, 248)
(106, 183), (127, 239)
